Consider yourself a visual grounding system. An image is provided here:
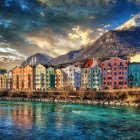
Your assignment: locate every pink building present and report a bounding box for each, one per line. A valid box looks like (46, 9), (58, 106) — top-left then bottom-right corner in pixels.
(101, 57), (128, 89)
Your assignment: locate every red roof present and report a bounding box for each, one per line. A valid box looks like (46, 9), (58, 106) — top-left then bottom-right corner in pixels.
(81, 59), (94, 68)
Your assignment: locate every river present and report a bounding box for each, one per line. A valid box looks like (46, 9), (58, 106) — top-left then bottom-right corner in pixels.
(0, 101), (140, 140)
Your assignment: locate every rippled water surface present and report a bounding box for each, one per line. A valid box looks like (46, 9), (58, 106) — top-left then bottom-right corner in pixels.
(0, 101), (140, 140)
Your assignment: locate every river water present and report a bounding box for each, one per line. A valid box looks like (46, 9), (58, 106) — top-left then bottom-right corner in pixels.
(0, 101), (140, 140)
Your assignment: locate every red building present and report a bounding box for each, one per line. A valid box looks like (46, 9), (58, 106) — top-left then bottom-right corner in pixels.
(101, 57), (128, 89)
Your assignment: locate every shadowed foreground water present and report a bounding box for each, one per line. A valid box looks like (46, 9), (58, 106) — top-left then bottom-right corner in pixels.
(0, 101), (140, 140)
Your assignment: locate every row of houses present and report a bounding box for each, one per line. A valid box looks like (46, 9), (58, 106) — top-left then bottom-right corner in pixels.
(0, 57), (140, 91)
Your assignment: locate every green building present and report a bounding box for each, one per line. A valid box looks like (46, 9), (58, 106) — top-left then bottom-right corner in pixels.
(46, 67), (55, 89)
(89, 65), (102, 90)
(128, 63), (140, 87)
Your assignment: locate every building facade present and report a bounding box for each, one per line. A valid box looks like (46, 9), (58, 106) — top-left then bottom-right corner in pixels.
(0, 74), (4, 90)
(55, 68), (63, 89)
(3, 73), (9, 90)
(89, 65), (102, 90)
(8, 71), (12, 90)
(62, 65), (81, 89)
(101, 57), (128, 89)
(24, 65), (34, 90)
(34, 64), (47, 91)
(81, 59), (97, 89)
(128, 63), (140, 87)
(46, 67), (55, 89)
(12, 65), (34, 90)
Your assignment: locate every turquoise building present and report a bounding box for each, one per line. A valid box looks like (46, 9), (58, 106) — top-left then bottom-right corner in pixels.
(128, 63), (140, 87)
(89, 65), (102, 90)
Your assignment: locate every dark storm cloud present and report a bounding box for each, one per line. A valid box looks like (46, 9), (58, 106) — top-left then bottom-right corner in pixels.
(0, 0), (140, 69)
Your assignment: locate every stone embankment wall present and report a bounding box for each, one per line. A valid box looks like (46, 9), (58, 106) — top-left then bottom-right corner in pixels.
(0, 89), (140, 107)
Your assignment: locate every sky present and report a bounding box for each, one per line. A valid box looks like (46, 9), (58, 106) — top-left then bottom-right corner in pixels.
(0, 0), (140, 69)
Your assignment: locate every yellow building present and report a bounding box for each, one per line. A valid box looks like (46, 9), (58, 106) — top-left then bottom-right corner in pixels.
(55, 69), (63, 89)
(34, 64), (47, 91)
(3, 73), (9, 90)
(0, 74), (4, 91)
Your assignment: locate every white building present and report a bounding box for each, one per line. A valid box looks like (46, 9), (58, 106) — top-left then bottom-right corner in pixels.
(62, 65), (81, 89)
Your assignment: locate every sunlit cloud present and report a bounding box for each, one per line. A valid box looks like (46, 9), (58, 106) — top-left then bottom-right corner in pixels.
(24, 28), (80, 57)
(68, 26), (94, 45)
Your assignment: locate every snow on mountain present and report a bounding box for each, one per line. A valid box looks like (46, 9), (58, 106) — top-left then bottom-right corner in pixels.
(117, 14), (140, 30)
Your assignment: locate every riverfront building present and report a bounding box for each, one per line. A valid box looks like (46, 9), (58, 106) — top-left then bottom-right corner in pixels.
(0, 74), (4, 90)
(8, 71), (13, 90)
(34, 64), (47, 91)
(46, 67), (55, 89)
(55, 68), (63, 89)
(62, 65), (81, 89)
(3, 73), (9, 90)
(12, 65), (34, 90)
(0, 70), (8, 90)
(101, 57), (128, 89)
(81, 59), (97, 89)
(89, 64), (102, 90)
(128, 63), (140, 87)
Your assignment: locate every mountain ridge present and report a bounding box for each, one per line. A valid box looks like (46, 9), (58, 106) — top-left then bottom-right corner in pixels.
(21, 53), (52, 67)
(21, 13), (140, 67)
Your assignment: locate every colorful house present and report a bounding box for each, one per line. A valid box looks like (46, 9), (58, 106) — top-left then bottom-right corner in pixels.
(0, 74), (4, 90)
(0, 70), (8, 91)
(81, 58), (96, 89)
(12, 65), (34, 91)
(89, 64), (102, 90)
(3, 73), (9, 90)
(55, 68), (63, 89)
(62, 65), (81, 89)
(8, 71), (13, 90)
(128, 63), (140, 87)
(46, 67), (55, 89)
(34, 64), (47, 91)
(101, 57), (128, 89)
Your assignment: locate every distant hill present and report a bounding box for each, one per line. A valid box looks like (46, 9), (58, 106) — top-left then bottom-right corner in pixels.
(21, 53), (52, 67)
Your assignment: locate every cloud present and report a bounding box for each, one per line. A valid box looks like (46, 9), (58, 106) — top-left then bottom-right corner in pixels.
(24, 28), (80, 57)
(0, 0), (140, 69)
(0, 47), (26, 60)
(68, 26), (94, 45)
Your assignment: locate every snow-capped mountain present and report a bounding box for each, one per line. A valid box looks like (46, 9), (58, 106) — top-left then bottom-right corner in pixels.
(117, 14), (140, 31)
(20, 13), (140, 67)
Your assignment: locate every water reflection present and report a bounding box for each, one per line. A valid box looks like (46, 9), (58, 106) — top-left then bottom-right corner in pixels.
(11, 105), (33, 130)
(0, 101), (140, 139)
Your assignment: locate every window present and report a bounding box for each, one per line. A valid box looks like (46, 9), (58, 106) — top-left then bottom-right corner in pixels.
(120, 62), (123, 65)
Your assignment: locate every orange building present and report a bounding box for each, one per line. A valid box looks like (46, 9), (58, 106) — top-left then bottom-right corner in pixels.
(55, 68), (63, 89)
(12, 65), (34, 91)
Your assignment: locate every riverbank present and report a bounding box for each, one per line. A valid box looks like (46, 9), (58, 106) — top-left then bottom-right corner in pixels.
(0, 89), (140, 107)
(0, 97), (140, 107)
